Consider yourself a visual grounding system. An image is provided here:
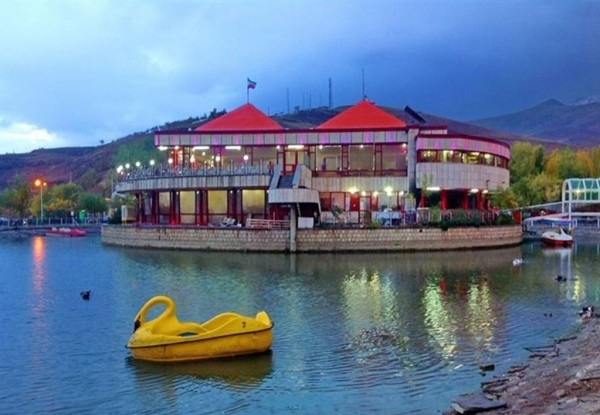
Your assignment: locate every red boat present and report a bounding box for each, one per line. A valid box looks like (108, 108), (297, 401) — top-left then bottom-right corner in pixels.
(46, 227), (87, 237)
(541, 228), (573, 247)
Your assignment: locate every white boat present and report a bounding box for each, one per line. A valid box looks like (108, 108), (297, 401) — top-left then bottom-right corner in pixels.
(541, 228), (573, 247)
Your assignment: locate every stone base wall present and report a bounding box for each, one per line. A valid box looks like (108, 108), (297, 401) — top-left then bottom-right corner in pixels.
(296, 225), (521, 252)
(101, 225), (522, 252)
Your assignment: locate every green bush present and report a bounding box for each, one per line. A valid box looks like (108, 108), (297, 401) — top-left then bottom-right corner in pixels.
(494, 212), (514, 225)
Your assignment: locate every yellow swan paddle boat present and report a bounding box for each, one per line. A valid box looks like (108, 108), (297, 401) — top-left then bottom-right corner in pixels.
(127, 296), (273, 362)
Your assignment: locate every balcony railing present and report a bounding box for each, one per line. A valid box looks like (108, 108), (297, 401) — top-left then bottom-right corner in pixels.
(117, 163), (273, 182)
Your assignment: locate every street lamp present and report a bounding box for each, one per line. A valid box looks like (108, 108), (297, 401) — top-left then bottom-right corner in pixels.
(34, 179), (47, 224)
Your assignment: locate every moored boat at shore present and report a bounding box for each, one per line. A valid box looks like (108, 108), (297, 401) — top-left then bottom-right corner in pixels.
(127, 295), (273, 362)
(45, 227), (86, 237)
(541, 228), (573, 247)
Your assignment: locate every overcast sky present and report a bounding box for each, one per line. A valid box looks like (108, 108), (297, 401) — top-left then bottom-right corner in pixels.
(0, 0), (598, 154)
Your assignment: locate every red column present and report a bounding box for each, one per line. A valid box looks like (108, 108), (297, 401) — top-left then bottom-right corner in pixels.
(476, 191), (483, 210)
(440, 189), (448, 210)
(461, 190), (469, 209)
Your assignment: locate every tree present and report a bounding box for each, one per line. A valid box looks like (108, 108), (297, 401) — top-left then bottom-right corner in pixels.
(80, 193), (108, 214)
(530, 172), (562, 204)
(490, 187), (519, 209)
(45, 183), (83, 218)
(512, 177), (537, 206)
(3, 175), (33, 219)
(575, 150), (594, 178)
(546, 147), (588, 180)
(509, 142), (545, 184)
(590, 147), (600, 177)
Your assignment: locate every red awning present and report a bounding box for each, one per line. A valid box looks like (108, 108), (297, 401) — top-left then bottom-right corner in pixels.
(196, 103), (283, 132)
(317, 100), (407, 130)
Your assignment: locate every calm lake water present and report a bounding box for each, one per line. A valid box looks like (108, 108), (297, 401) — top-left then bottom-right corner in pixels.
(1, 234), (600, 414)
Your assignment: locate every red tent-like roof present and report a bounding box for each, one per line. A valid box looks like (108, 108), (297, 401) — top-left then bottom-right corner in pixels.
(316, 100), (407, 130)
(196, 103), (283, 132)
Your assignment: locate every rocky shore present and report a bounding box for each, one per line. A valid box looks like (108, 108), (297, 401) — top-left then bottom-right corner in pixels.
(446, 317), (600, 415)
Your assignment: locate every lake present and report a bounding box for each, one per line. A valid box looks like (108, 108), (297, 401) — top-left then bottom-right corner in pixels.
(1, 235), (599, 414)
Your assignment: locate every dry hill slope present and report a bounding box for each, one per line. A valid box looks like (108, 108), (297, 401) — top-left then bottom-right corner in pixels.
(471, 99), (600, 147)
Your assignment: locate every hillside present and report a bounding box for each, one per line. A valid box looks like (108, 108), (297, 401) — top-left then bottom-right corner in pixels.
(471, 99), (600, 147)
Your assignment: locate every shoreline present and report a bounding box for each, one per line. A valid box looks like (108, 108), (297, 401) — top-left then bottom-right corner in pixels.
(445, 318), (600, 414)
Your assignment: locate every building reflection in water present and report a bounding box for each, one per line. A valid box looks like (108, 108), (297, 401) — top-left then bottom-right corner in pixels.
(340, 259), (502, 365)
(423, 273), (498, 361)
(423, 276), (458, 359)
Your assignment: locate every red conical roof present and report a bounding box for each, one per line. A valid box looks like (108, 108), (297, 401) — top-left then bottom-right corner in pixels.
(317, 100), (407, 130)
(196, 103), (283, 132)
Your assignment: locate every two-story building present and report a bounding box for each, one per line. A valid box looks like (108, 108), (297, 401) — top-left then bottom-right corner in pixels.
(115, 100), (510, 227)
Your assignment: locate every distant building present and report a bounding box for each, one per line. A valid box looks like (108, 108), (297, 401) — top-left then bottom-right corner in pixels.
(115, 100), (509, 226)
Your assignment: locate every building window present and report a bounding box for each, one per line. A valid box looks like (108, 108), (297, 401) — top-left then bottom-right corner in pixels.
(179, 191), (195, 224)
(331, 192), (345, 211)
(221, 147), (245, 168)
(380, 144), (407, 172)
(208, 190), (227, 223)
(252, 146), (277, 169)
(419, 150), (438, 162)
(158, 192), (171, 224)
(465, 152), (480, 164)
(349, 144), (373, 171)
(316, 145), (341, 171)
(242, 189), (266, 219)
(320, 193), (332, 211)
(441, 150), (453, 163)
(191, 147), (217, 168)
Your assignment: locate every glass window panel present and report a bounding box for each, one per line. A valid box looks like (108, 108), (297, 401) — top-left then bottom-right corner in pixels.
(158, 192), (170, 224)
(179, 191), (195, 224)
(242, 190), (265, 214)
(441, 150), (453, 163)
(252, 146), (277, 168)
(191, 147), (217, 168)
(378, 192), (398, 210)
(221, 147), (245, 168)
(418, 150), (437, 163)
(382, 145), (407, 169)
(208, 190), (227, 214)
(465, 152), (479, 164)
(316, 145), (341, 171)
(483, 153), (494, 165)
(159, 192), (170, 214)
(319, 193), (331, 211)
(331, 192), (345, 211)
(349, 145), (373, 170)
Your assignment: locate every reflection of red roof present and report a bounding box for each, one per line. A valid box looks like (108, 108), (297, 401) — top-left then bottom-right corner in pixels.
(317, 100), (407, 130)
(196, 103), (283, 131)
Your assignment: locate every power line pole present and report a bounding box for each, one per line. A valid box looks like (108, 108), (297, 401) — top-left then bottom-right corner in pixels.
(362, 68), (366, 100)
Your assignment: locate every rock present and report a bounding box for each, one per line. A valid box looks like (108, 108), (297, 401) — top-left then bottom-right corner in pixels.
(480, 364), (495, 372)
(451, 393), (507, 414)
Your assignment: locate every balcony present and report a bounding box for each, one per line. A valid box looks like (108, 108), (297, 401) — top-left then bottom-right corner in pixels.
(115, 163), (273, 192)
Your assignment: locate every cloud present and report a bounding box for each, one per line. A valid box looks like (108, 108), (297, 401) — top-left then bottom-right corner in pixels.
(0, 0), (598, 153)
(0, 116), (66, 154)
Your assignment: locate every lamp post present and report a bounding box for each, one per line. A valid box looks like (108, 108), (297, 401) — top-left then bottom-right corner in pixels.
(34, 179), (47, 224)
